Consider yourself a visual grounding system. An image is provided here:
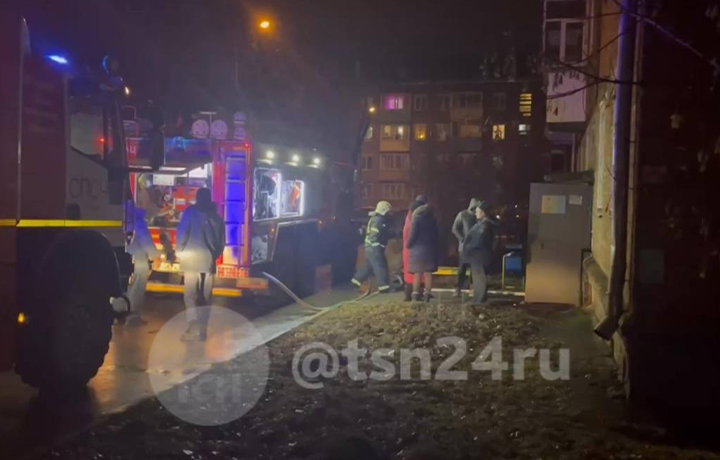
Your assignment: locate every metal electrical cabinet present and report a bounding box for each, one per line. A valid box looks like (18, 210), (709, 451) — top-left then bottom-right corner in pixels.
(525, 183), (593, 305)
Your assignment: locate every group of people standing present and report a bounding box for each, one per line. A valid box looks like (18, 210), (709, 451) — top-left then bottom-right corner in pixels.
(353, 195), (497, 304)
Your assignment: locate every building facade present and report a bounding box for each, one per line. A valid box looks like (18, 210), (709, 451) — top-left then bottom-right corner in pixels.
(356, 79), (546, 255)
(543, 0), (596, 172)
(543, 0), (720, 413)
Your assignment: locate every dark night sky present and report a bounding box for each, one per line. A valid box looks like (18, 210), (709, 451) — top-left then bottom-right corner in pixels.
(11, 0), (542, 150)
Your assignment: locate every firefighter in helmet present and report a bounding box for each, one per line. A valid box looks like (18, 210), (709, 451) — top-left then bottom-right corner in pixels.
(352, 201), (393, 293)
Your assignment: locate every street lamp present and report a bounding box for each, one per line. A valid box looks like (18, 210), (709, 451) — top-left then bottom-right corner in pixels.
(259, 20), (271, 31)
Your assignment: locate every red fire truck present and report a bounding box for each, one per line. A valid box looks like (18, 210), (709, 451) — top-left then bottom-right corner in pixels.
(125, 111), (355, 300)
(0, 13), (150, 390)
(0, 12), (355, 391)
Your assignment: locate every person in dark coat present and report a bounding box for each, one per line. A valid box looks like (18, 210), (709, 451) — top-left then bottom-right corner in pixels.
(352, 201), (393, 293)
(452, 198), (478, 297)
(463, 201), (498, 304)
(176, 188), (226, 341)
(406, 200), (439, 302)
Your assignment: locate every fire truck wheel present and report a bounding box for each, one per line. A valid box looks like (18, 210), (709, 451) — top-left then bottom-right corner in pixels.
(15, 231), (119, 392)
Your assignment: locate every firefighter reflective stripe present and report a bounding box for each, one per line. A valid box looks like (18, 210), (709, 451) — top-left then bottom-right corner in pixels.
(15, 220), (123, 228)
(0, 219), (17, 227)
(363, 220), (376, 246)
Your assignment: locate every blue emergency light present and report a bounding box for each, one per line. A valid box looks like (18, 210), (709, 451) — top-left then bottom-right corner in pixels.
(47, 54), (69, 65)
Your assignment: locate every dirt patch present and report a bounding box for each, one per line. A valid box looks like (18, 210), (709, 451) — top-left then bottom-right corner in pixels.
(36, 301), (720, 460)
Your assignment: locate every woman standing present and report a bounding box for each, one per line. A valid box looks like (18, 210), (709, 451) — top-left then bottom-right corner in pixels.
(406, 197), (439, 302)
(402, 197), (425, 301)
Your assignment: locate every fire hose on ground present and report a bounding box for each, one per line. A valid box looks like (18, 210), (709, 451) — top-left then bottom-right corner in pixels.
(261, 271), (379, 312)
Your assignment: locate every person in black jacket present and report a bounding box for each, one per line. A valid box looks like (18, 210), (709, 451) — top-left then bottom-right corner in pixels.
(463, 201), (498, 304)
(406, 201), (439, 302)
(352, 201), (392, 293)
(176, 188), (226, 341)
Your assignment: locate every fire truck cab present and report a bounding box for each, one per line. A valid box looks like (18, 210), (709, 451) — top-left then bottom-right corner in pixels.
(0, 13), (151, 391)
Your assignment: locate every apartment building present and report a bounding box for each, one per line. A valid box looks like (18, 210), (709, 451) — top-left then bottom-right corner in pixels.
(356, 79), (546, 221)
(541, 0), (720, 413)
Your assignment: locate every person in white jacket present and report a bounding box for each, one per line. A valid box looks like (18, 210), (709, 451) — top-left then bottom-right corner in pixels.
(126, 207), (160, 326)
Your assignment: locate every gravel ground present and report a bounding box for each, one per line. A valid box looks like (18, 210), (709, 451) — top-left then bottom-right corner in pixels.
(36, 300), (720, 460)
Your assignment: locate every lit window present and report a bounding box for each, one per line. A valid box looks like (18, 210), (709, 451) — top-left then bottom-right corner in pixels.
(492, 124), (506, 140)
(382, 125), (392, 139)
(413, 94), (428, 111)
(519, 124), (531, 135)
(365, 125), (374, 140)
(281, 180), (305, 217)
(414, 124), (428, 141)
(519, 93), (532, 118)
(381, 125), (407, 141)
(253, 168), (282, 221)
(383, 94), (405, 110)
(436, 123), (450, 141)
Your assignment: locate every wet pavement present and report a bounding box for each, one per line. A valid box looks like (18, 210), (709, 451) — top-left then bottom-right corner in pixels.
(0, 285), (362, 459)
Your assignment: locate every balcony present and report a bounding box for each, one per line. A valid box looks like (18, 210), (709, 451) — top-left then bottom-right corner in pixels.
(378, 169), (410, 182)
(546, 70), (588, 124)
(378, 93), (412, 123)
(380, 138), (410, 152)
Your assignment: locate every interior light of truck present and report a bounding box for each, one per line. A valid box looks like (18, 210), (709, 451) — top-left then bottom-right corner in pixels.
(47, 54), (69, 65)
